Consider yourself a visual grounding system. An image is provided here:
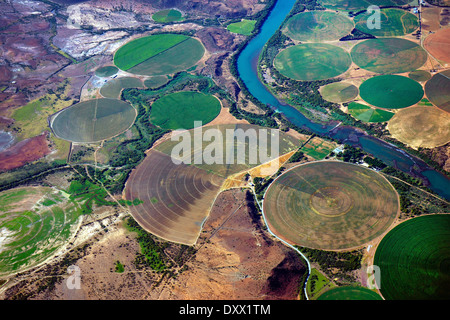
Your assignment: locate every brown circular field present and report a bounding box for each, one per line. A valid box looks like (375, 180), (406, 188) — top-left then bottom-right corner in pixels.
(387, 105), (450, 149)
(425, 69), (450, 113)
(424, 28), (450, 64)
(262, 161), (399, 250)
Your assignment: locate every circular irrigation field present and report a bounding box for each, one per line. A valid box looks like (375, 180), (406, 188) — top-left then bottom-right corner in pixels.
(317, 286), (382, 300)
(423, 28), (450, 64)
(424, 69), (450, 113)
(351, 38), (428, 74)
(374, 214), (450, 300)
(114, 33), (204, 76)
(320, 82), (359, 103)
(408, 70), (431, 82)
(274, 43), (352, 81)
(0, 187), (80, 277)
(51, 98), (137, 143)
(262, 161), (399, 250)
(354, 8), (419, 37)
(150, 91), (221, 130)
(359, 75), (424, 109)
(387, 105), (450, 149)
(283, 11), (354, 42)
(152, 9), (183, 23)
(95, 66), (118, 77)
(320, 0), (411, 12)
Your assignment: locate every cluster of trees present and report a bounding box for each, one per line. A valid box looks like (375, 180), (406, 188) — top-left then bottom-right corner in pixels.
(298, 246), (363, 283)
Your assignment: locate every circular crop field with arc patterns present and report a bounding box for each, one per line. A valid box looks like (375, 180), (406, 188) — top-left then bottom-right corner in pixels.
(274, 43), (352, 81)
(51, 98), (137, 143)
(0, 187), (81, 277)
(350, 38), (428, 74)
(124, 124), (299, 245)
(262, 161), (399, 250)
(319, 82), (359, 103)
(283, 11), (354, 42)
(353, 8), (419, 37)
(423, 28), (450, 64)
(374, 214), (450, 300)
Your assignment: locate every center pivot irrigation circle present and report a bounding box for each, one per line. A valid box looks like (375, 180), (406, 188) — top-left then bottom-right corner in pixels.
(262, 161), (399, 250)
(309, 187), (354, 217)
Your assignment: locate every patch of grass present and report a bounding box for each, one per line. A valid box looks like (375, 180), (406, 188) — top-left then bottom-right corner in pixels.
(152, 9), (183, 23)
(114, 260), (125, 273)
(227, 19), (257, 36)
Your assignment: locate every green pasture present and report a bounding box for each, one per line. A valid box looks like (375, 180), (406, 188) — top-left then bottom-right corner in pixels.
(95, 66), (118, 77)
(227, 20), (257, 36)
(317, 286), (383, 300)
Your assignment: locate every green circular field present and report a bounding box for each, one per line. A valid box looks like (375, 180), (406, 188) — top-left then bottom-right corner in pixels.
(354, 8), (419, 37)
(274, 43), (352, 81)
(351, 38), (428, 74)
(150, 91), (221, 130)
(409, 70), (432, 82)
(320, 82), (359, 103)
(114, 34), (204, 76)
(317, 286), (383, 300)
(321, 0), (411, 12)
(374, 214), (450, 300)
(0, 187), (80, 277)
(51, 98), (137, 143)
(152, 9), (183, 23)
(424, 69), (450, 113)
(95, 66), (118, 77)
(262, 161), (399, 250)
(283, 11), (354, 42)
(359, 75), (424, 109)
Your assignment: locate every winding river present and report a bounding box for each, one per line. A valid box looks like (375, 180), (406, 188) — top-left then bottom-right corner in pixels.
(236, 0), (450, 200)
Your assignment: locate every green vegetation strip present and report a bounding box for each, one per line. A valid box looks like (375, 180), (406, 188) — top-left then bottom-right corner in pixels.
(359, 75), (423, 109)
(100, 77), (143, 99)
(374, 214), (450, 300)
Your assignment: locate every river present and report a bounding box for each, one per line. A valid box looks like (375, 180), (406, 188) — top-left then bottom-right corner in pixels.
(236, 0), (450, 200)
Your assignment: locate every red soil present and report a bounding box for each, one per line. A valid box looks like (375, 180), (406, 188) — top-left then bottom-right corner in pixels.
(424, 28), (450, 64)
(0, 133), (51, 171)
